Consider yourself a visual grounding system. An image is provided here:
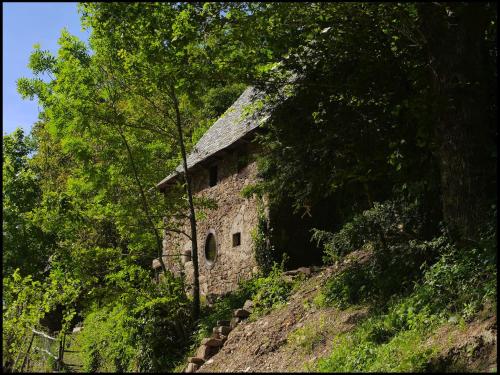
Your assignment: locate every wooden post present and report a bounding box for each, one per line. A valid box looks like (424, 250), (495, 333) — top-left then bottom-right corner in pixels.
(60, 333), (66, 369)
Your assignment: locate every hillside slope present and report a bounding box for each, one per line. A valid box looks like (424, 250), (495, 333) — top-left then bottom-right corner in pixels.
(196, 251), (496, 373)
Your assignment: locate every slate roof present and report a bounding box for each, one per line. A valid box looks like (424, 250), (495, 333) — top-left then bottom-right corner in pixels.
(157, 86), (270, 190)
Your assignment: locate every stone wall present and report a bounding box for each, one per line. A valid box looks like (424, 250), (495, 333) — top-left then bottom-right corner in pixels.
(162, 143), (261, 296)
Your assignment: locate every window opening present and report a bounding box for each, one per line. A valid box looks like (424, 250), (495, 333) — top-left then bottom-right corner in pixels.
(205, 232), (217, 264)
(232, 232), (241, 247)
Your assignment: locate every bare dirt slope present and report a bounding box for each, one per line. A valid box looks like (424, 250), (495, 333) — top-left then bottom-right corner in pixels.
(197, 250), (497, 373)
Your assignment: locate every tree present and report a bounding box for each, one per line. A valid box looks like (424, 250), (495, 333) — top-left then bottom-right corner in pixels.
(415, 3), (497, 242)
(78, 2), (209, 320)
(2, 128), (55, 277)
(221, 2), (497, 244)
(77, 2), (285, 319)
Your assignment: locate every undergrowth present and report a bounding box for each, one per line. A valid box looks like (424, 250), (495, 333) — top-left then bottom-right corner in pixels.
(78, 271), (191, 372)
(311, 199), (496, 372)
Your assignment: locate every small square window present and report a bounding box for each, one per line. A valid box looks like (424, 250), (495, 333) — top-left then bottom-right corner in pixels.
(232, 232), (241, 247)
(209, 165), (218, 187)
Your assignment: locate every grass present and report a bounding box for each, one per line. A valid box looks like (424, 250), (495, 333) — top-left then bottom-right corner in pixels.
(60, 331), (85, 372)
(312, 301), (442, 372)
(288, 314), (331, 354)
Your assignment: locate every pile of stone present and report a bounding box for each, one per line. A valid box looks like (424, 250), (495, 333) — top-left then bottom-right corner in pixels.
(281, 266), (325, 282)
(184, 300), (254, 373)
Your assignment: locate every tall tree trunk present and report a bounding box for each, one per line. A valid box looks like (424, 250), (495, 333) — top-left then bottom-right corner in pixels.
(418, 3), (496, 242)
(170, 86), (201, 321)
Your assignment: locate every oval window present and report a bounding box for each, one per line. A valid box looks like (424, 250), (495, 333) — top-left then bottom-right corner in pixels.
(204, 233), (217, 265)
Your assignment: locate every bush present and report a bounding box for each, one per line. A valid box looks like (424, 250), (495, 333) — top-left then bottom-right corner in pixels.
(313, 197), (442, 307)
(250, 261), (293, 316)
(79, 272), (191, 372)
(2, 267), (80, 372)
(411, 241), (497, 321)
(315, 261), (374, 309)
(192, 281), (254, 347)
(314, 292), (441, 372)
(314, 208), (497, 372)
(192, 260), (292, 348)
(312, 196), (431, 263)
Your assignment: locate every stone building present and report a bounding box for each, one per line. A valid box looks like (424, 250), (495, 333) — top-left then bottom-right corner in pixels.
(154, 87), (270, 296)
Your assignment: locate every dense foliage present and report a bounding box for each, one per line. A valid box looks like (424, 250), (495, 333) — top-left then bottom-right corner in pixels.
(252, 3), (496, 243)
(78, 273), (190, 372)
(3, 2), (496, 372)
(312, 200), (496, 372)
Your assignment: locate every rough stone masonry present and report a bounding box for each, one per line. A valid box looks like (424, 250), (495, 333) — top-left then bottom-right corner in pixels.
(154, 87), (270, 297)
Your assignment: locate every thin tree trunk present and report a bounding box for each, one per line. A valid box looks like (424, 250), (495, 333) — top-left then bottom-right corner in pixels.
(19, 332), (35, 373)
(170, 86), (201, 321)
(117, 125), (168, 273)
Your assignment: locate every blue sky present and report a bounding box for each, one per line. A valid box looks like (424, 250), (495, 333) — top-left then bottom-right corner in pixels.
(3, 2), (90, 136)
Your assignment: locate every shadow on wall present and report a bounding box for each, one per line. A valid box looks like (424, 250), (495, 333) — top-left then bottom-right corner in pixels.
(269, 196), (340, 269)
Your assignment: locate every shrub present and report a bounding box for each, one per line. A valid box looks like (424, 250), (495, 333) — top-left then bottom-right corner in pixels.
(192, 260), (292, 348)
(312, 196), (444, 307)
(193, 281), (254, 347)
(312, 196), (431, 263)
(411, 241), (497, 321)
(314, 208), (497, 372)
(288, 315), (329, 354)
(314, 296), (440, 372)
(79, 272), (191, 372)
(248, 259), (293, 316)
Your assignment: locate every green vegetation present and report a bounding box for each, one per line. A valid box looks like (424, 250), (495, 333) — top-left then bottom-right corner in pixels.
(288, 315), (331, 354)
(193, 261), (292, 343)
(251, 204), (278, 276)
(248, 261), (293, 317)
(78, 273), (190, 372)
(3, 2), (496, 373)
(310, 201), (496, 372)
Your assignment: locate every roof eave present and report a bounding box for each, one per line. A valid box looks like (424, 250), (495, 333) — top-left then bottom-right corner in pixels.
(156, 127), (261, 192)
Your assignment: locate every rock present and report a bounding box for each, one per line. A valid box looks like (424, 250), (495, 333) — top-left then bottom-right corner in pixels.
(201, 337), (224, 347)
(216, 320), (230, 326)
(152, 258), (162, 270)
(297, 266), (312, 276)
(210, 331), (227, 342)
(230, 317), (241, 329)
(205, 358), (214, 365)
(234, 308), (251, 318)
(243, 299), (254, 311)
(311, 265), (326, 273)
(186, 362), (199, 373)
(181, 249), (192, 264)
(188, 357), (205, 365)
(214, 325), (232, 335)
(196, 345), (214, 360)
